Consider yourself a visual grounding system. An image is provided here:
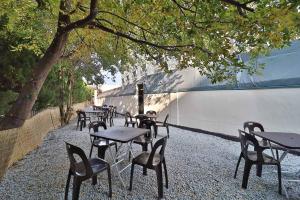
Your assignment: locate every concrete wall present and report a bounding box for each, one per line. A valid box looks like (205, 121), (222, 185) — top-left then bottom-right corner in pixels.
(0, 102), (89, 179)
(98, 88), (300, 137)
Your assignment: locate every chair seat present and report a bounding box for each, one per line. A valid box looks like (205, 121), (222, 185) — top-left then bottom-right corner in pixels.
(133, 152), (161, 166)
(75, 158), (107, 176)
(93, 139), (115, 147)
(133, 136), (152, 145)
(247, 151), (279, 164)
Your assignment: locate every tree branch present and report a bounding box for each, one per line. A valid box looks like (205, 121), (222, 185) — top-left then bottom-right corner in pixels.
(62, 0), (98, 32)
(98, 10), (156, 35)
(221, 0), (255, 12)
(88, 21), (212, 55)
(171, 0), (196, 14)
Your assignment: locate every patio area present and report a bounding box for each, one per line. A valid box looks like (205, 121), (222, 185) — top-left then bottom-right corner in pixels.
(0, 117), (299, 200)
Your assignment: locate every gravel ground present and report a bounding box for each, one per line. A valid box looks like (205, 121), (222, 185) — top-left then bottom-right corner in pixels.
(0, 117), (299, 200)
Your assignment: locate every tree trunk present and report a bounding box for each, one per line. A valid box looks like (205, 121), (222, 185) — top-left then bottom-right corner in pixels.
(0, 32), (69, 130)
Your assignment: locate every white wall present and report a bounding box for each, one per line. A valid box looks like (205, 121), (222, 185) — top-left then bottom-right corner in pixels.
(98, 88), (300, 137)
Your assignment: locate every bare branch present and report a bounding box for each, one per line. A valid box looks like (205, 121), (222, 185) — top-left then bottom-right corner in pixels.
(98, 10), (156, 35)
(171, 0), (196, 14)
(221, 0), (255, 12)
(88, 21), (212, 55)
(63, 0), (98, 32)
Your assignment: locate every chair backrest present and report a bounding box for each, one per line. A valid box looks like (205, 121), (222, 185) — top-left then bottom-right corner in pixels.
(65, 142), (93, 178)
(243, 121), (264, 133)
(77, 110), (86, 119)
(89, 121), (107, 132)
(139, 119), (157, 137)
(147, 137), (168, 166)
(146, 110), (157, 115)
(125, 112), (133, 122)
(163, 114), (169, 126)
(238, 129), (263, 162)
(93, 105), (101, 110)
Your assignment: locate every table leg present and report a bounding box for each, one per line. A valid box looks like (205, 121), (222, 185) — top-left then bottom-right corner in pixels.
(106, 141), (135, 189)
(142, 144), (148, 175)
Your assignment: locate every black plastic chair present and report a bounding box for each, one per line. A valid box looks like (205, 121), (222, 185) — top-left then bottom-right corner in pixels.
(129, 137), (168, 199)
(76, 111), (91, 131)
(133, 119), (157, 175)
(65, 142), (112, 200)
(234, 130), (282, 194)
(133, 119), (157, 151)
(124, 112), (137, 127)
(156, 114), (169, 138)
(242, 121), (283, 177)
(98, 109), (109, 124)
(88, 121), (117, 159)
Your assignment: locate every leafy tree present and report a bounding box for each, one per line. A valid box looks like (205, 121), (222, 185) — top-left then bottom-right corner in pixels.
(0, 0), (299, 130)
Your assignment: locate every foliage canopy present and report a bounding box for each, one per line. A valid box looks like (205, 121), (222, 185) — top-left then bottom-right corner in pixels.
(1, 0), (300, 83)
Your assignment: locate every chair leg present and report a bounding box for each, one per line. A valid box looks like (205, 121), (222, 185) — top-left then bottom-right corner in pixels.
(155, 165), (164, 199)
(234, 153), (242, 178)
(256, 164), (262, 177)
(142, 144), (148, 175)
(129, 164), (135, 191)
(65, 170), (72, 200)
(277, 164), (282, 195)
(163, 160), (168, 188)
(72, 178), (82, 200)
(107, 166), (112, 197)
(89, 145), (94, 158)
(166, 125), (169, 138)
(92, 175), (97, 185)
(242, 161), (252, 189)
(80, 121), (84, 131)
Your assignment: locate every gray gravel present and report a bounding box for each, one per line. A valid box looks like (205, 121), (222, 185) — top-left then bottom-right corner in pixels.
(0, 117), (299, 200)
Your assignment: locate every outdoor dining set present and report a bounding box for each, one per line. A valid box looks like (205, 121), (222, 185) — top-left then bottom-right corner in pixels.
(234, 121), (300, 199)
(67, 105), (170, 200)
(66, 105), (300, 199)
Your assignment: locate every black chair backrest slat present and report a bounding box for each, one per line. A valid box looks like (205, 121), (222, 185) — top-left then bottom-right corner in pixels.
(125, 112), (134, 123)
(163, 114), (169, 126)
(243, 121), (264, 133)
(89, 121), (107, 132)
(147, 137), (167, 166)
(238, 129), (263, 162)
(146, 110), (157, 115)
